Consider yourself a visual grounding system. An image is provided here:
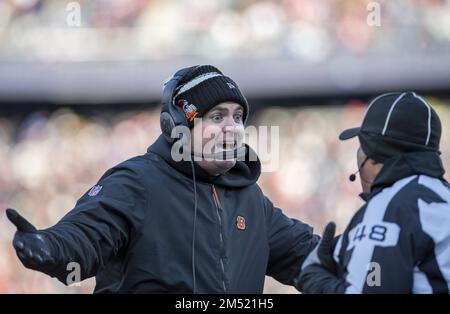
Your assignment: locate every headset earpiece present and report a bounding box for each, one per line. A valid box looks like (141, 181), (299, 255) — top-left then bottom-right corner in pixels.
(160, 111), (176, 142)
(160, 66), (200, 143)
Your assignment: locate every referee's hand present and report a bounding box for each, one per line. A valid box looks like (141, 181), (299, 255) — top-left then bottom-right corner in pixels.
(296, 222), (346, 294)
(301, 222), (337, 273)
(6, 208), (56, 272)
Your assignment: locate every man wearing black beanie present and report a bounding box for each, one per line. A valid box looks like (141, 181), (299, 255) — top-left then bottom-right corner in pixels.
(6, 65), (320, 293)
(297, 92), (450, 294)
(166, 65), (251, 176)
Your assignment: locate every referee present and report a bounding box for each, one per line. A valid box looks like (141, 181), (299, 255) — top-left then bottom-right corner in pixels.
(298, 92), (450, 293)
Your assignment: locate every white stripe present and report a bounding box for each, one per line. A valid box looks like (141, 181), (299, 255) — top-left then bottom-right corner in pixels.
(333, 235), (343, 263)
(173, 72), (223, 101)
(412, 92), (432, 146)
(344, 175), (416, 293)
(417, 175), (450, 291)
(381, 92), (406, 135)
(412, 266), (433, 293)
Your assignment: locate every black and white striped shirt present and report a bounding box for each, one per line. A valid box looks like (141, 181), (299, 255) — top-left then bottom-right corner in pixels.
(334, 174), (450, 293)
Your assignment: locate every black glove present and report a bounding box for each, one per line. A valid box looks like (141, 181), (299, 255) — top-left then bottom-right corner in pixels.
(6, 208), (57, 274)
(296, 222), (347, 294)
(301, 222), (337, 273)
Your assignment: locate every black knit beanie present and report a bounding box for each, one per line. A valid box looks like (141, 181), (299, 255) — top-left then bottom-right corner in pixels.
(172, 65), (249, 128)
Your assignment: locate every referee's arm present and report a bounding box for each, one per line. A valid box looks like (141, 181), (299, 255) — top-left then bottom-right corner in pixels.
(297, 218), (417, 293)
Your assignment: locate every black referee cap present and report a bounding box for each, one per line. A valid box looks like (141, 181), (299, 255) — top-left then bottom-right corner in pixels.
(339, 92), (442, 161)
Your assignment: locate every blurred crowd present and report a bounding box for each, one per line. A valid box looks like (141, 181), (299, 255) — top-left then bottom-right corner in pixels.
(1, 98), (449, 293)
(0, 0), (449, 61)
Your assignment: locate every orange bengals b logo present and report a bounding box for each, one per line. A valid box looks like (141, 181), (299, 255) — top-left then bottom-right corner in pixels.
(236, 215), (246, 231)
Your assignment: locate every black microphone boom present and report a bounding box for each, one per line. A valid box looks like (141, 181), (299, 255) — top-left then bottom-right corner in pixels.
(192, 146), (246, 160)
(348, 157), (369, 182)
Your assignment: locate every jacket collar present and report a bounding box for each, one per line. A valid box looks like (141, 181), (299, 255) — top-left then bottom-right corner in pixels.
(147, 134), (261, 188)
(366, 151), (445, 200)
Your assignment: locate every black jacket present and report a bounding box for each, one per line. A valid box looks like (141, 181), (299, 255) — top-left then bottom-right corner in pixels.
(42, 135), (319, 293)
(299, 151), (450, 293)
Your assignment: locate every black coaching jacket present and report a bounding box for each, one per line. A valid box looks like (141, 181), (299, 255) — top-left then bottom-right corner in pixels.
(41, 135), (319, 293)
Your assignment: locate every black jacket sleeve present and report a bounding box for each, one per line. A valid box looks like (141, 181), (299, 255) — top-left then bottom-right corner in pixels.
(298, 264), (347, 293)
(41, 166), (147, 284)
(264, 196), (320, 286)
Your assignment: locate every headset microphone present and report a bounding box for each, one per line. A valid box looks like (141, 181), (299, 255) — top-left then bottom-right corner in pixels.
(192, 146), (246, 160)
(349, 157), (369, 182)
(349, 172), (358, 182)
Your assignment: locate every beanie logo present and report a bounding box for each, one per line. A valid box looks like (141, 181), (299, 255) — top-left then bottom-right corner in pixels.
(178, 99), (199, 122)
(226, 83), (236, 89)
(236, 215), (246, 230)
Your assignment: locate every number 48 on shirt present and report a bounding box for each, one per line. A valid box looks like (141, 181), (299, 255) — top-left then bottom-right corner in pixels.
(347, 222), (400, 250)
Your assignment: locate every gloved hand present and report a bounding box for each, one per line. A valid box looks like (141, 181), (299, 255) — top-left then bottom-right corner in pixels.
(295, 222), (346, 294)
(6, 208), (56, 274)
(301, 221), (338, 273)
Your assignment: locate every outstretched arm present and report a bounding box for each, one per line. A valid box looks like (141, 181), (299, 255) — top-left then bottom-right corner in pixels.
(8, 166), (147, 285)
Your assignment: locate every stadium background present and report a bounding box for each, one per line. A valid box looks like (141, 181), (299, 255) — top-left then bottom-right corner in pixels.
(0, 0), (449, 293)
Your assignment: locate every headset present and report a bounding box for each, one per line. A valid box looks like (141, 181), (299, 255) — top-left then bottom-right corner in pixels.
(158, 65), (201, 293)
(160, 66), (200, 143)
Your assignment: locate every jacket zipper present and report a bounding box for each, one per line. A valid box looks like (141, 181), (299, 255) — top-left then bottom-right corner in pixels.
(212, 184), (227, 293)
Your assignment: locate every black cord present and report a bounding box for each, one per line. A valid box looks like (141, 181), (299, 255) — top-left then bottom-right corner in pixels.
(190, 159), (198, 294)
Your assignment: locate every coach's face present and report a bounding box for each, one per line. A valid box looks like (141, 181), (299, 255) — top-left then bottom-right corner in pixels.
(191, 102), (245, 176)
